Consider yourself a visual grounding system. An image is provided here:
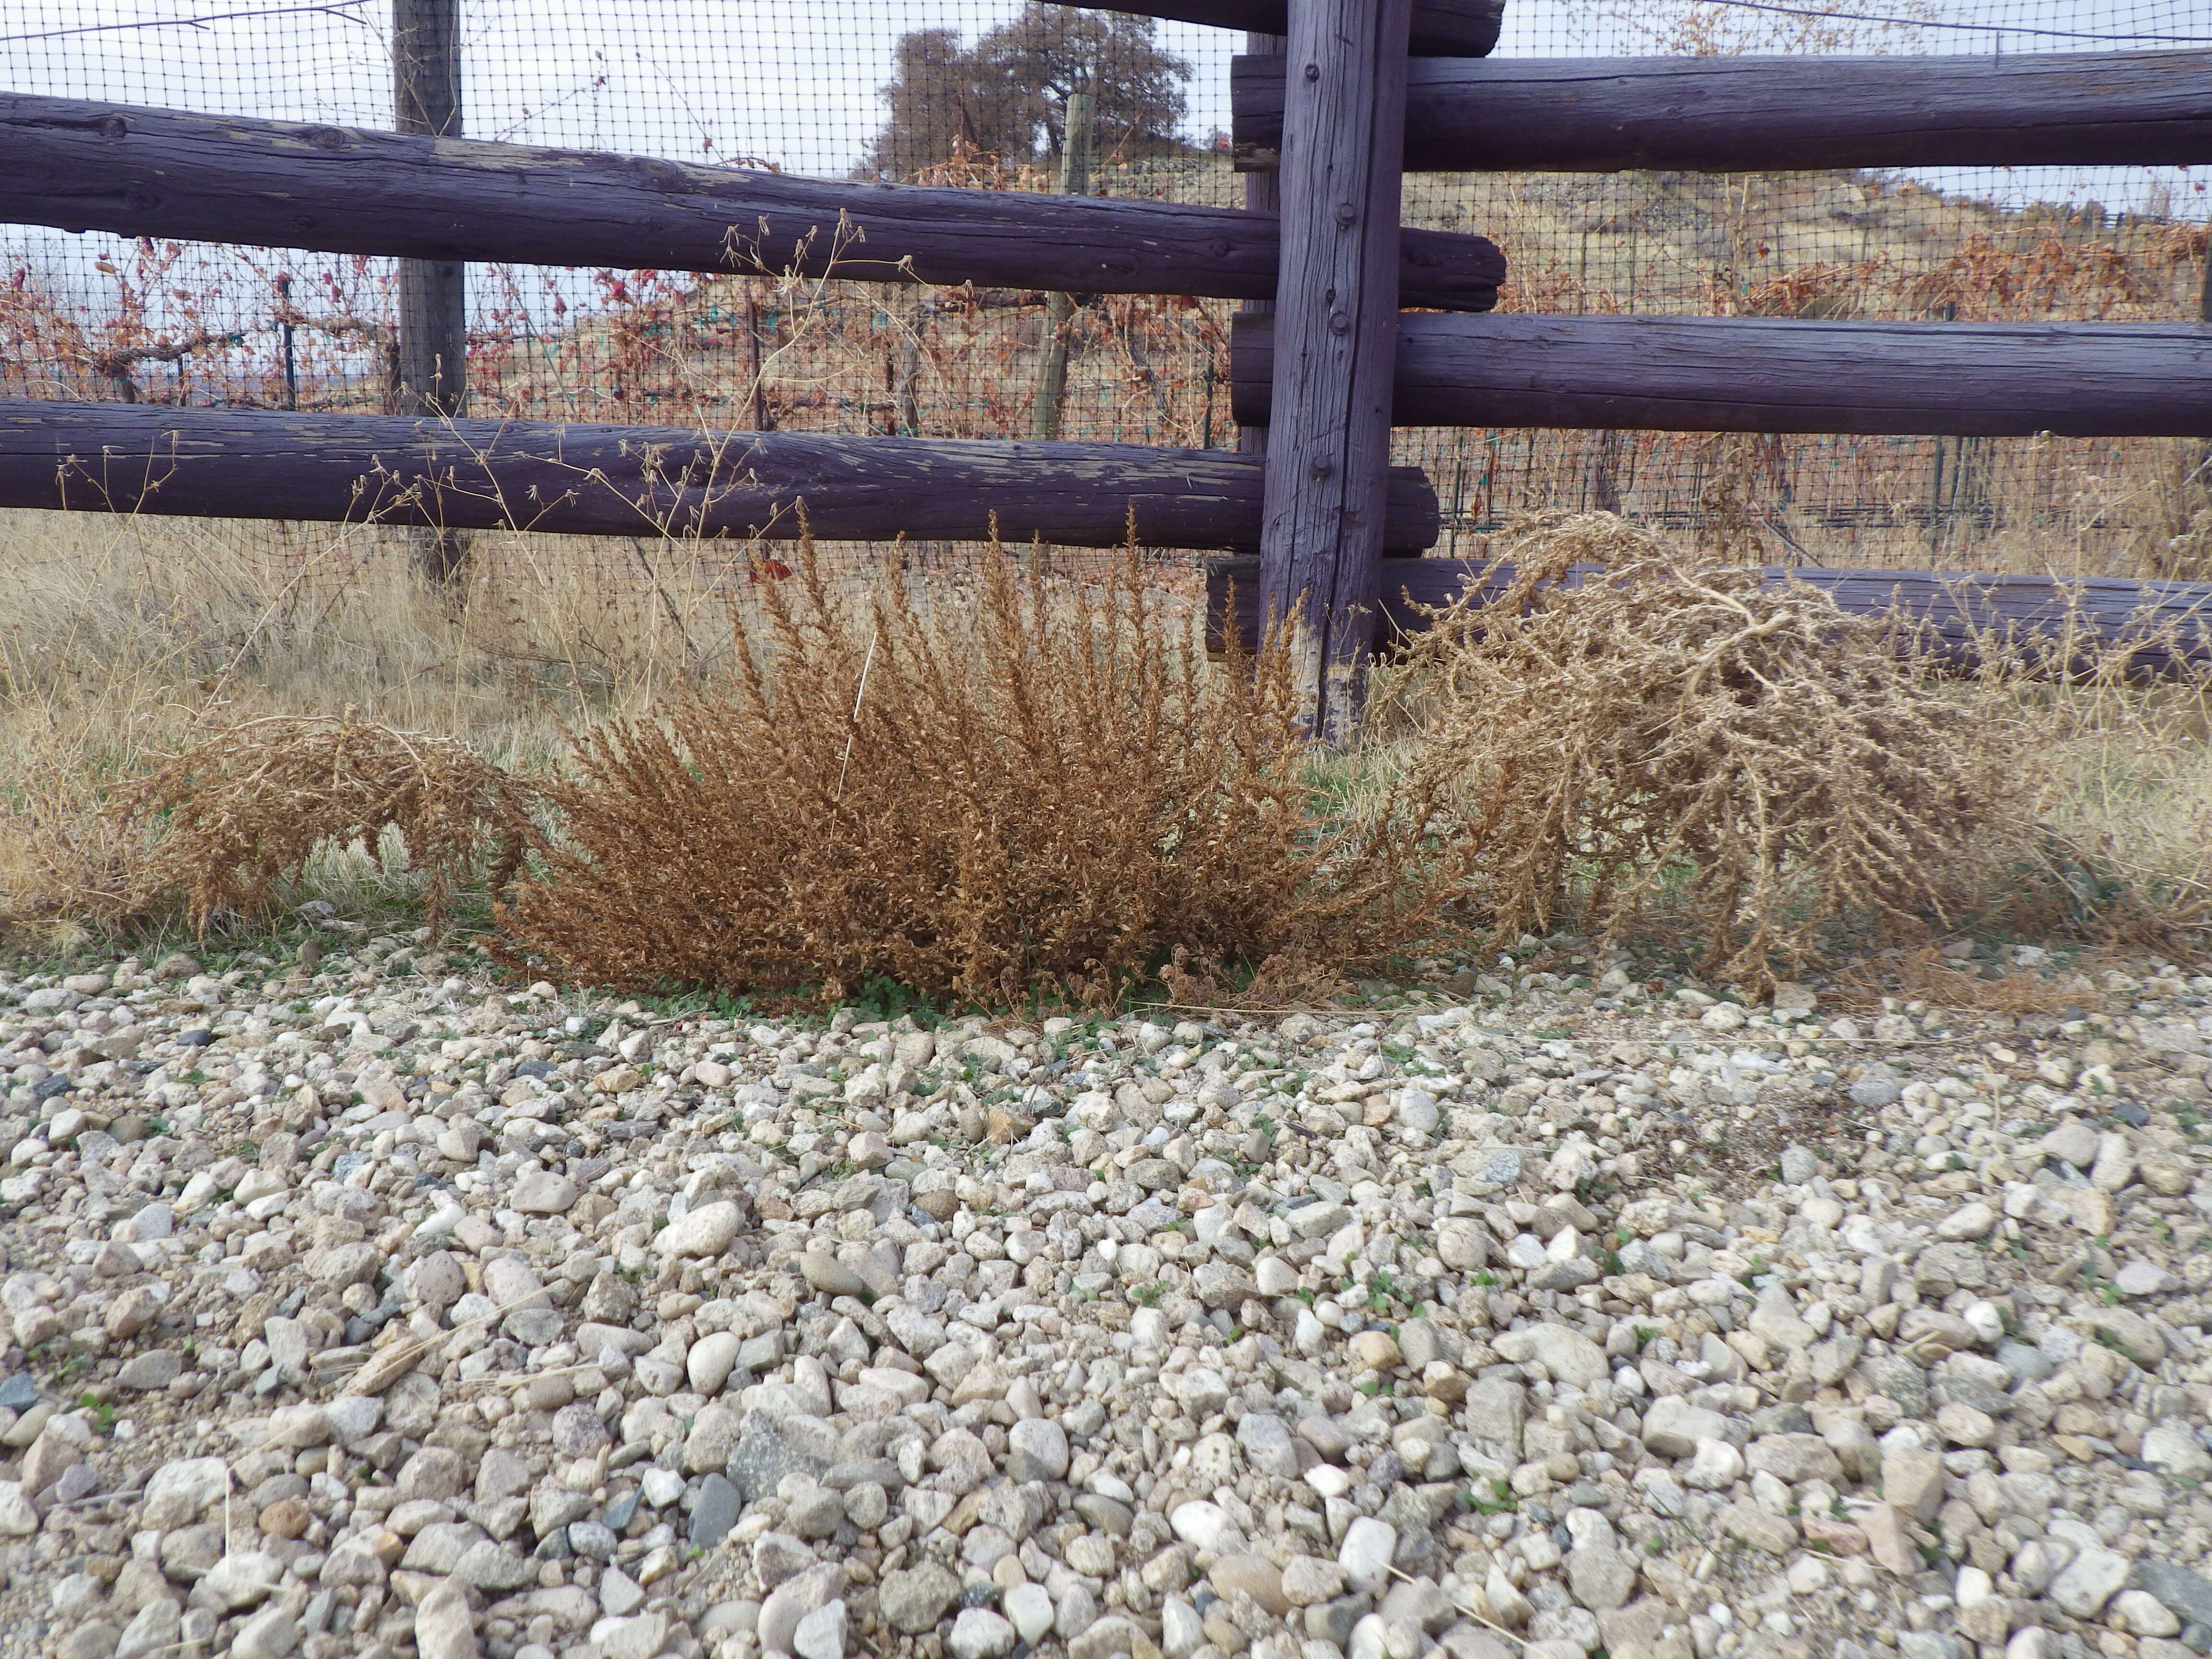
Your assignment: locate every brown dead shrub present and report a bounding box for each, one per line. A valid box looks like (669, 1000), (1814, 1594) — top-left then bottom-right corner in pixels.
(1398, 512), (2036, 983)
(0, 723), (169, 947)
(118, 714), (533, 937)
(492, 545), (1465, 1006)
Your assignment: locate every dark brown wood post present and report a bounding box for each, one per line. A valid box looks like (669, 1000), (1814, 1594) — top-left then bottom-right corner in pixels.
(394, 0), (468, 580)
(1256, 0), (1411, 738)
(1237, 32), (1282, 461)
(1029, 91), (1096, 443)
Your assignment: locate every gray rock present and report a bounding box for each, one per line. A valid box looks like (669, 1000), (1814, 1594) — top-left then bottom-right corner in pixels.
(949, 1609), (1016, 1659)
(1849, 1073), (1902, 1107)
(794, 1599), (848, 1659)
(1071, 1618), (1151, 1659)
(229, 1607), (299, 1659)
(453, 1541), (533, 1591)
(760, 1565), (843, 1655)
(787, 1486), (844, 1539)
(690, 1473), (742, 1549)
(879, 1562), (963, 1634)
(2050, 1547), (2131, 1619)
(1642, 1396), (1729, 1459)
(143, 1457), (229, 1530)
(1995, 1341), (2054, 1386)
(565, 1522), (617, 1562)
(2134, 1562), (2212, 1630)
(1862, 1355), (1931, 1418)
(600, 1565), (647, 1620)
(799, 1252), (869, 1297)
(597, 1615), (670, 1659)
(509, 1169), (577, 1214)
(1472, 1148), (1523, 1186)
(414, 1579), (478, 1659)
(114, 1600), (178, 1659)
(115, 1350), (181, 1391)
(1006, 1417), (1070, 1483)
(549, 1403), (609, 1458)
(729, 1417), (837, 1503)
(1237, 1412), (1302, 1478)
(1933, 1352), (2015, 1416)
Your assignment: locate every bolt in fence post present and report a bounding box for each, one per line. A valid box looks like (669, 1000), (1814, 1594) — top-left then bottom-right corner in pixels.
(1256, 0), (1411, 740)
(394, 0), (468, 582)
(1028, 91), (1095, 444)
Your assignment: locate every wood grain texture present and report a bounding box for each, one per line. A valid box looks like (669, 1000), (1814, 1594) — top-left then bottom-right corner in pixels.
(0, 398), (1440, 552)
(1232, 49), (2212, 170)
(1106, 0), (1498, 57)
(1208, 556), (2212, 677)
(1238, 31), (1284, 459)
(1258, 0), (1414, 739)
(0, 93), (1503, 312)
(392, 0), (466, 421)
(1232, 312), (2212, 437)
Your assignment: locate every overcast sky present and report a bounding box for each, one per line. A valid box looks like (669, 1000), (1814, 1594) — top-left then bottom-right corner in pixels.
(4, 0), (2203, 193)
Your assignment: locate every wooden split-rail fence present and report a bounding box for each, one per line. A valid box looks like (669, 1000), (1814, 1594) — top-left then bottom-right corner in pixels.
(2, 0), (2210, 717)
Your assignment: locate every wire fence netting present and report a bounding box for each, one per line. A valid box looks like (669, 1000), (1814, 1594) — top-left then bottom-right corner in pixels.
(3, 0), (2209, 642)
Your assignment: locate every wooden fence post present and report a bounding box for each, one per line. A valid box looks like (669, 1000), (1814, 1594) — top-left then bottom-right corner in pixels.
(1256, 0), (1411, 738)
(393, 0), (468, 581)
(1028, 91), (1096, 443)
(1237, 32), (1283, 461)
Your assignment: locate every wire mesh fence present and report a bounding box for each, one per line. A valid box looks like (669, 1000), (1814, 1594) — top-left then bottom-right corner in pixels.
(3, 0), (2208, 617)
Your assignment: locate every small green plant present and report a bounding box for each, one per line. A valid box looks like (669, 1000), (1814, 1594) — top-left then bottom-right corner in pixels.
(1462, 1477), (1517, 1516)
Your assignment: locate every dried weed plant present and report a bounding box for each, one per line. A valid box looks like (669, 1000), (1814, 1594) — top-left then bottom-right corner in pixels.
(493, 541), (1467, 1007)
(1396, 512), (2037, 983)
(116, 715), (534, 938)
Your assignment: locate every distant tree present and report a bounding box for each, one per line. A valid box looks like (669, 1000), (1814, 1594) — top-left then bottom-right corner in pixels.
(858, 6), (1191, 180)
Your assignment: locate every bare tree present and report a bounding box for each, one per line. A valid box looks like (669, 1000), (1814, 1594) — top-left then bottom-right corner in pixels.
(858, 5), (1190, 180)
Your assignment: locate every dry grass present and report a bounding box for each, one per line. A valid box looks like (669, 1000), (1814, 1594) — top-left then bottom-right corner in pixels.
(116, 714), (533, 939)
(491, 543), (1467, 1007)
(1393, 512), (2040, 983)
(5, 494), (2210, 1002)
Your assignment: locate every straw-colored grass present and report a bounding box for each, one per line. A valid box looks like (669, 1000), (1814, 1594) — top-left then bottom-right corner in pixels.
(4, 499), (2209, 993)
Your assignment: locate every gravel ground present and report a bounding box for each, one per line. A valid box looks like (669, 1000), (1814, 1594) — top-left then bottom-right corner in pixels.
(2, 932), (2211, 1659)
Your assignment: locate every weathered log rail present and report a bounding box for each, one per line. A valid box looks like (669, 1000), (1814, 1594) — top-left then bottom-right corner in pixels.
(1206, 556), (2212, 678)
(1232, 48), (2212, 171)
(0, 399), (1441, 553)
(1231, 313), (2212, 437)
(0, 93), (1503, 313)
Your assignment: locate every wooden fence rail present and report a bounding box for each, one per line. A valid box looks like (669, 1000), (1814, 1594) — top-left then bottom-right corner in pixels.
(1233, 48), (2212, 171)
(0, 93), (1504, 313)
(1231, 313), (2212, 436)
(1206, 556), (2212, 678)
(0, 399), (1442, 553)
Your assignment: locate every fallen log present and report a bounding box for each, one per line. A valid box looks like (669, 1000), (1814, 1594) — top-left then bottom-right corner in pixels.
(1230, 313), (2212, 437)
(1206, 556), (2212, 677)
(1232, 48), (2212, 171)
(0, 93), (1503, 312)
(1113, 0), (1499, 57)
(0, 398), (1439, 553)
